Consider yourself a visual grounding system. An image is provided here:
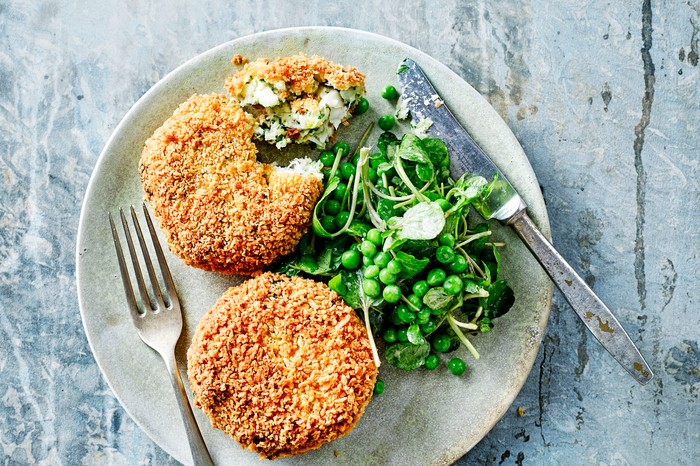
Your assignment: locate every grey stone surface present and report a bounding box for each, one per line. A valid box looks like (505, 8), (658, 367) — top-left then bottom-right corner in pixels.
(1, 0), (698, 465)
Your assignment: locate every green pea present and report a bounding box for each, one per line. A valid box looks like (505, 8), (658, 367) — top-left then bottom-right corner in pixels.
(397, 305), (416, 324)
(320, 215), (337, 233)
(333, 141), (350, 156)
(360, 240), (377, 258)
(374, 379), (385, 394)
(319, 150), (335, 167)
(362, 278), (381, 298)
(353, 97), (369, 115)
(426, 269), (447, 286)
(352, 153), (361, 165)
(370, 154), (386, 168)
(416, 306), (431, 325)
(363, 264), (380, 279)
(369, 167), (379, 183)
(366, 228), (383, 246)
(436, 245), (455, 264)
(397, 327), (409, 342)
(373, 251), (391, 268)
(378, 114), (396, 131)
(335, 211), (350, 228)
(448, 357), (467, 376)
(412, 280), (429, 298)
(437, 198), (452, 212)
(332, 182), (348, 201)
(341, 250), (361, 269)
(406, 293), (422, 310)
(386, 259), (402, 275)
(325, 199), (341, 216)
(443, 275), (464, 295)
(439, 233), (456, 248)
(362, 255), (373, 266)
(340, 162), (355, 180)
(383, 284), (402, 303)
(449, 255), (468, 274)
(432, 334), (451, 353)
(420, 318), (437, 334)
(383, 327), (397, 343)
(381, 85), (399, 100)
(378, 268), (397, 285)
(425, 354), (440, 370)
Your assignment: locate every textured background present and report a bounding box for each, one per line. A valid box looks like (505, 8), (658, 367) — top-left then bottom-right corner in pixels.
(1, 1), (698, 465)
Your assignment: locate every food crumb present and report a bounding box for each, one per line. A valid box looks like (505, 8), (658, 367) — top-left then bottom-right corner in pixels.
(435, 100), (443, 108)
(517, 406), (525, 417)
(231, 54), (247, 65)
(334, 450), (340, 458)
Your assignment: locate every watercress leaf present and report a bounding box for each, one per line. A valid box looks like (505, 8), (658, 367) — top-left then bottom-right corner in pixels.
(407, 324), (426, 345)
(376, 162), (393, 175)
(383, 235), (408, 252)
(312, 177), (340, 237)
(332, 269), (363, 309)
(389, 202), (445, 240)
(396, 133), (431, 165)
(344, 220), (373, 238)
(377, 197), (396, 221)
(377, 131), (400, 155)
(394, 251), (429, 279)
(420, 137), (449, 166)
(385, 340), (431, 370)
(480, 279), (515, 318)
(423, 287), (454, 311)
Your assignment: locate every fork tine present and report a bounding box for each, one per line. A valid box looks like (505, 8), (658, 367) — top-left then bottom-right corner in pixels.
(130, 205), (166, 310)
(119, 208), (153, 312)
(109, 212), (141, 321)
(142, 202), (178, 307)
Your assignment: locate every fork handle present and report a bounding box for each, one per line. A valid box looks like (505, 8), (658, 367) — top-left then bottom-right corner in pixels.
(164, 353), (215, 466)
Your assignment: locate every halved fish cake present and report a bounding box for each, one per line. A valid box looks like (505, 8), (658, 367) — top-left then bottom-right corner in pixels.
(225, 53), (365, 149)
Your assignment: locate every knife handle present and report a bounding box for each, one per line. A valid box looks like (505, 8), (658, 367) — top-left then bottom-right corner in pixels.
(506, 210), (654, 385)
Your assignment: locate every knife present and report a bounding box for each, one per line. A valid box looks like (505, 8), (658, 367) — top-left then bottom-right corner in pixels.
(396, 58), (653, 385)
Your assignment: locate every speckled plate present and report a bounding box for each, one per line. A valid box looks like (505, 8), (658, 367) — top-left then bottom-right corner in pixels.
(76, 27), (552, 466)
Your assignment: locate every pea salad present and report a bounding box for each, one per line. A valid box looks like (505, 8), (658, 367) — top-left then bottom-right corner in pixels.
(273, 87), (514, 382)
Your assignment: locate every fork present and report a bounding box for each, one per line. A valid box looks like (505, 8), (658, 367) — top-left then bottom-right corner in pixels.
(109, 204), (215, 466)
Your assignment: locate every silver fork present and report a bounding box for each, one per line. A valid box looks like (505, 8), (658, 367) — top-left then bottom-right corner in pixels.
(109, 204), (214, 466)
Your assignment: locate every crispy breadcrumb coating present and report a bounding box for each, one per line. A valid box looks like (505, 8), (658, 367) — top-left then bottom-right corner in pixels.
(139, 93), (323, 275)
(225, 52), (365, 97)
(187, 273), (378, 459)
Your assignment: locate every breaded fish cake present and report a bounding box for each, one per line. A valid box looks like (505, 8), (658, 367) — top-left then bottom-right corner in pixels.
(187, 272), (378, 459)
(139, 93), (323, 275)
(226, 53), (365, 149)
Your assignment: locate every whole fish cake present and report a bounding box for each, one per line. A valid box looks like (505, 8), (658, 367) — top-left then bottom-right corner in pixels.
(187, 272), (378, 459)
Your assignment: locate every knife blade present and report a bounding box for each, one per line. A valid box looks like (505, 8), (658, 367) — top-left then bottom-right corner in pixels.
(396, 58), (654, 385)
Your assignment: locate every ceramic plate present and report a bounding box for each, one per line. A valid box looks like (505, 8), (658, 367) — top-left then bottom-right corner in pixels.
(76, 27), (552, 465)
